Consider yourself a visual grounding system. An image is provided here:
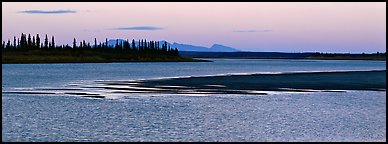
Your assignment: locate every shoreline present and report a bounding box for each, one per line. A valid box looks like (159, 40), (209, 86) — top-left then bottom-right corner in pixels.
(3, 57), (386, 64)
(1, 59), (212, 64)
(1, 56), (212, 64)
(179, 51), (386, 61)
(305, 57), (386, 61)
(194, 57), (386, 61)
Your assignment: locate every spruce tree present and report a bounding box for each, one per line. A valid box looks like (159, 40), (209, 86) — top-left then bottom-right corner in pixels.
(115, 39), (119, 50)
(132, 39), (136, 50)
(141, 39), (144, 49)
(94, 38), (97, 48)
(32, 36), (36, 49)
(23, 33), (27, 49)
(36, 34), (40, 49)
(82, 40), (86, 49)
(144, 39), (147, 50)
(120, 41), (123, 51)
(51, 36), (55, 49)
(20, 33), (25, 49)
(73, 38), (77, 49)
(168, 45), (171, 52)
(162, 41), (168, 53)
(6, 39), (11, 49)
(13, 36), (16, 49)
(27, 34), (32, 48)
(44, 34), (49, 49)
(174, 48), (179, 56)
(105, 38), (108, 48)
(125, 39), (129, 51)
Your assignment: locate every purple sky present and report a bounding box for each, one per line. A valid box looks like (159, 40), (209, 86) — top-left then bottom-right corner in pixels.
(2, 2), (386, 53)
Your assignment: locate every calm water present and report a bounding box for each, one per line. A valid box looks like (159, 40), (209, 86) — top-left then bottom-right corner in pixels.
(2, 59), (386, 142)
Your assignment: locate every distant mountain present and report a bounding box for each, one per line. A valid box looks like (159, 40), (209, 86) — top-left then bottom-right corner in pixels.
(209, 44), (239, 52)
(171, 42), (240, 52)
(103, 39), (240, 52)
(170, 42), (210, 52)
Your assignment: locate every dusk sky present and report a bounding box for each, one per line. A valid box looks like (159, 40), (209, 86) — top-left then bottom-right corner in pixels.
(2, 2), (386, 53)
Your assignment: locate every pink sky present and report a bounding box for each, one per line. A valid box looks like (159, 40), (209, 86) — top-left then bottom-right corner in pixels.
(2, 2), (386, 52)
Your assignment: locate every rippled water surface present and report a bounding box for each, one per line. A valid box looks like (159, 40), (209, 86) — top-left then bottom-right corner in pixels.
(2, 59), (386, 142)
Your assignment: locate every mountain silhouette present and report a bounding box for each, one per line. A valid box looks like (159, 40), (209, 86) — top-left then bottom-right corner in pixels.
(209, 44), (239, 52)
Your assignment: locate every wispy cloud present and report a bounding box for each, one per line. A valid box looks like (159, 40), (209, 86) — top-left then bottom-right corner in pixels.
(19, 9), (77, 14)
(113, 26), (163, 31)
(233, 29), (272, 33)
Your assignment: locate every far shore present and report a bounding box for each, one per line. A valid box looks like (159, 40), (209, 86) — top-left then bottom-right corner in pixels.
(179, 51), (386, 61)
(195, 57), (386, 61)
(3, 51), (386, 64)
(3, 56), (386, 64)
(1, 55), (211, 64)
(305, 56), (386, 61)
(1, 59), (212, 64)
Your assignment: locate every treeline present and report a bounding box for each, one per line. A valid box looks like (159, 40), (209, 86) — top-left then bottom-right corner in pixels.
(2, 33), (180, 57)
(307, 52), (386, 61)
(312, 52), (386, 55)
(311, 52), (386, 57)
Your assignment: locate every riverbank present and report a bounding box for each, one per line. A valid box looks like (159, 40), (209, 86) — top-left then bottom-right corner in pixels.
(2, 51), (211, 64)
(305, 55), (386, 61)
(179, 51), (386, 61)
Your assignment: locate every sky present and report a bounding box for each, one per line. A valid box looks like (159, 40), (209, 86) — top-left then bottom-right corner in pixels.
(2, 2), (386, 53)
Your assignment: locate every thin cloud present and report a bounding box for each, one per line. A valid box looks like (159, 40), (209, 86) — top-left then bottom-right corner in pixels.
(19, 9), (77, 14)
(233, 29), (272, 33)
(113, 26), (163, 31)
